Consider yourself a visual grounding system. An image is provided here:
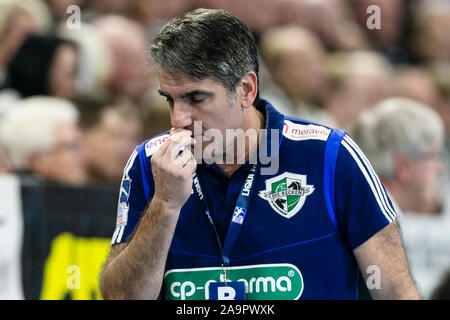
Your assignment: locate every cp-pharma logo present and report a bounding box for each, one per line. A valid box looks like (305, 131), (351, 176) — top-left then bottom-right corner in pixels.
(259, 172), (314, 219)
(164, 263), (304, 300)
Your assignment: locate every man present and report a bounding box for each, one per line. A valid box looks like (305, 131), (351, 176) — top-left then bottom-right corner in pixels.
(93, 15), (151, 104)
(352, 97), (446, 215)
(0, 96), (87, 186)
(5, 34), (79, 100)
(259, 25), (335, 127)
(100, 9), (419, 300)
(74, 96), (142, 186)
(325, 50), (394, 131)
(352, 97), (449, 298)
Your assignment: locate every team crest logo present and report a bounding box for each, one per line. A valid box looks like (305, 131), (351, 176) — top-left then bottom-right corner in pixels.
(258, 172), (314, 218)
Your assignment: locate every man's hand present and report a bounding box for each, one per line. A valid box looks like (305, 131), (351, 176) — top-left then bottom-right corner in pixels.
(100, 128), (197, 300)
(151, 128), (197, 210)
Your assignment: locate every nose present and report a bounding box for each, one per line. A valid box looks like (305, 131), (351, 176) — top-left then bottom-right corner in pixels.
(170, 102), (192, 129)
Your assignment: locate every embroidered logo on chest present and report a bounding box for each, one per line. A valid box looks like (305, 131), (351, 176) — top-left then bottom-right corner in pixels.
(258, 172), (314, 218)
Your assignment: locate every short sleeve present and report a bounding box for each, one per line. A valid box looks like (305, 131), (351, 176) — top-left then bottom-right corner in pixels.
(110, 148), (149, 245)
(334, 134), (398, 250)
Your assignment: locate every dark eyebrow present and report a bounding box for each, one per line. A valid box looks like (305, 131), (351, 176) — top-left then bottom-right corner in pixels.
(158, 89), (213, 100)
(180, 90), (213, 100)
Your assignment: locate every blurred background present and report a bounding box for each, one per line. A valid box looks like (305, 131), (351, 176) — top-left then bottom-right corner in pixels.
(0, 0), (448, 300)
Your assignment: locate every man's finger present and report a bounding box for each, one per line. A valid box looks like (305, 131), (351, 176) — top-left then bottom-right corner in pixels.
(174, 148), (195, 167)
(183, 156), (197, 175)
(156, 129), (192, 159)
(166, 136), (196, 161)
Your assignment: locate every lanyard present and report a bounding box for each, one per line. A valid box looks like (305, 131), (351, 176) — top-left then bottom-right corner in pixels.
(192, 164), (258, 268)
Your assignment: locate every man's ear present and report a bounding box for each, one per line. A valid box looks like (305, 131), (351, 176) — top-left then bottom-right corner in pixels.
(394, 153), (412, 182)
(28, 153), (50, 176)
(239, 71), (258, 109)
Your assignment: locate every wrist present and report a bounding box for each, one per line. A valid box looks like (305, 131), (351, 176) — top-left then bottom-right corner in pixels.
(151, 194), (182, 213)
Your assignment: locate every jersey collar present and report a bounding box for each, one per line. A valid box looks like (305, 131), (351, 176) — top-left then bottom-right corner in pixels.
(255, 98), (285, 159)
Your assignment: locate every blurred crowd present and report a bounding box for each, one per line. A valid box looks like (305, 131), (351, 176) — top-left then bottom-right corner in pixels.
(0, 0), (449, 299)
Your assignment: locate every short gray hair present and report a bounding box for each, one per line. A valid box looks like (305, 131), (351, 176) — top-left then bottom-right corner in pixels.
(351, 97), (444, 177)
(150, 8), (260, 103)
(0, 96), (79, 170)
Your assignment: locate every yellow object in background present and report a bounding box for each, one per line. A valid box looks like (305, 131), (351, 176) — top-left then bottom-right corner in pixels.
(40, 233), (110, 300)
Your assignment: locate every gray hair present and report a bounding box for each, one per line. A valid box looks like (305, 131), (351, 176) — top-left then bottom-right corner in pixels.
(0, 96), (79, 170)
(351, 97), (444, 177)
(150, 8), (260, 103)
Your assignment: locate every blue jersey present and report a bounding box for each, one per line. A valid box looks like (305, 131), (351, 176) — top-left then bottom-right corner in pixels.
(110, 99), (397, 300)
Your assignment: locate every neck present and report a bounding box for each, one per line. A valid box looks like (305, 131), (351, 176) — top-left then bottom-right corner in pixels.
(216, 107), (265, 177)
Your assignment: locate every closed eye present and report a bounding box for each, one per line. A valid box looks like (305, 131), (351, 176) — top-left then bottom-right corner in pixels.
(188, 96), (206, 104)
(158, 89), (213, 107)
(182, 91), (213, 106)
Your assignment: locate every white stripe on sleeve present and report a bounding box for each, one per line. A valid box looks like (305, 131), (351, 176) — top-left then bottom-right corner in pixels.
(343, 136), (397, 220)
(116, 225), (125, 244)
(123, 150), (138, 179)
(342, 140), (395, 223)
(111, 226), (120, 244)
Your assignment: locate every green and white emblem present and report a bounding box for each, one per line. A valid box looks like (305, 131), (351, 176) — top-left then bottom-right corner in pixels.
(258, 172), (314, 218)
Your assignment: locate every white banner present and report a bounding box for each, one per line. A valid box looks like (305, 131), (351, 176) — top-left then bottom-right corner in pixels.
(0, 174), (24, 299)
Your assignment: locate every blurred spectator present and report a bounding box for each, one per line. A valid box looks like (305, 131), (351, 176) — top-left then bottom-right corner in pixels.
(293, 0), (368, 51)
(195, 0), (279, 35)
(325, 50), (394, 130)
(0, 0), (52, 112)
(351, 97), (449, 299)
(259, 25), (336, 127)
(257, 59), (295, 118)
(353, 0), (405, 46)
(0, 96), (87, 186)
(196, 0), (368, 49)
(0, 0), (51, 82)
(394, 66), (441, 108)
(130, 0), (195, 28)
(83, 0), (133, 18)
(74, 96), (142, 186)
(424, 60), (450, 156)
(3, 34), (78, 99)
(45, 0), (81, 23)
(140, 99), (171, 140)
(352, 0), (411, 64)
(57, 23), (112, 99)
(410, 0), (450, 62)
(352, 97), (446, 214)
(93, 15), (151, 106)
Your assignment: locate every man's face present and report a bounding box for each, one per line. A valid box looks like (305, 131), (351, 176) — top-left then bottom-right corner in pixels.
(109, 34), (150, 100)
(157, 67), (247, 163)
(48, 44), (78, 99)
(33, 123), (87, 186)
(404, 147), (447, 213)
(83, 108), (141, 183)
